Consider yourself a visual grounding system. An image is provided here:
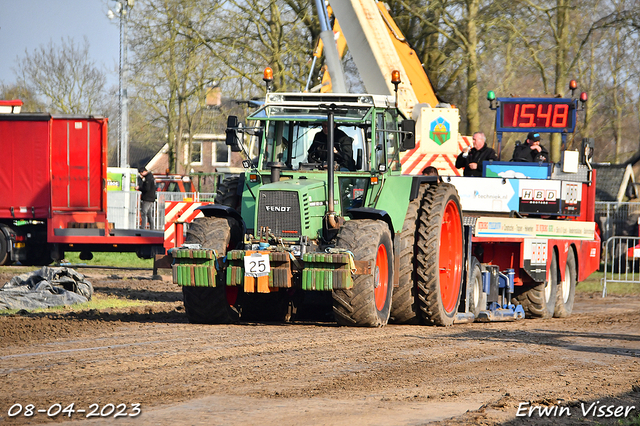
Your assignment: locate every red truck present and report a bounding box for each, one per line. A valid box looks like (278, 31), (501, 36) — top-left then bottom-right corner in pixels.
(0, 100), (165, 266)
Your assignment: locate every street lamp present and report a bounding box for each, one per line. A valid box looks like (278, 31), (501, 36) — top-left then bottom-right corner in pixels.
(108, 0), (135, 169)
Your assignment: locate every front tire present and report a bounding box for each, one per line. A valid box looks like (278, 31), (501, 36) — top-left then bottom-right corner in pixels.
(181, 216), (241, 324)
(332, 220), (393, 327)
(554, 249), (576, 318)
(416, 183), (464, 326)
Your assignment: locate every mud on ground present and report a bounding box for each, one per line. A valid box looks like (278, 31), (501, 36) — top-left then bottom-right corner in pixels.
(0, 266), (638, 425)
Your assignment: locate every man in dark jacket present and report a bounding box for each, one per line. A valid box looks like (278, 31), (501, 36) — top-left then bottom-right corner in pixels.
(307, 122), (356, 171)
(136, 167), (156, 230)
(511, 132), (549, 163)
(455, 132), (498, 177)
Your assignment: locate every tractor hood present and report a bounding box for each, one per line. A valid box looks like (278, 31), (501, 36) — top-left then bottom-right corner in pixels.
(260, 178), (325, 192)
(255, 177), (332, 240)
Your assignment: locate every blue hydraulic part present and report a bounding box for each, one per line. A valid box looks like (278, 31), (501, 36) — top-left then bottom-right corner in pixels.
(482, 269), (491, 294)
(497, 268), (515, 293)
(258, 242), (270, 250)
(476, 267), (525, 322)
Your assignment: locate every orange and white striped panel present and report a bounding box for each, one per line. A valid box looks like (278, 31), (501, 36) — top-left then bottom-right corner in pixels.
(401, 135), (472, 176)
(164, 201), (211, 249)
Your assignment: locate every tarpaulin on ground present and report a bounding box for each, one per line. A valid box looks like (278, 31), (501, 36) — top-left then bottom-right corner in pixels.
(0, 267), (93, 310)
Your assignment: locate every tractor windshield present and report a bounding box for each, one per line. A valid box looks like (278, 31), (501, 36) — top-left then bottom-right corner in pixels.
(260, 120), (368, 171)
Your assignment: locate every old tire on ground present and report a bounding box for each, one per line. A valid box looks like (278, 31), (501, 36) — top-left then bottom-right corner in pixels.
(181, 216), (241, 324)
(516, 249), (558, 318)
(332, 220), (393, 327)
(468, 257), (486, 318)
(416, 183), (464, 326)
(0, 228), (9, 266)
(389, 184), (428, 324)
(554, 249), (577, 317)
(215, 176), (241, 211)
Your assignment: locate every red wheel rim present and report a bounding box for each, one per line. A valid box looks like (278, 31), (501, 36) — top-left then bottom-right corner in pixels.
(374, 243), (389, 311)
(439, 199), (462, 313)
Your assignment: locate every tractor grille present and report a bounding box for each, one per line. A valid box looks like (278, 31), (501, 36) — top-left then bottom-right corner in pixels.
(257, 191), (301, 238)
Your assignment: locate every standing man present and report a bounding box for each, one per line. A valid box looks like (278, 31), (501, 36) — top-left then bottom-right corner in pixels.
(455, 132), (498, 177)
(511, 132), (549, 163)
(136, 167), (156, 230)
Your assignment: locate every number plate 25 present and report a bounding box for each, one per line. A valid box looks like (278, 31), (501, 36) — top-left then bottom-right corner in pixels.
(244, 253), (270, 277)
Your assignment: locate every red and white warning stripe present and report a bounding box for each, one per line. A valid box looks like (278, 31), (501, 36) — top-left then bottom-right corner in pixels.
(401, 135), (472, 176)
(164, 201), (211, 249)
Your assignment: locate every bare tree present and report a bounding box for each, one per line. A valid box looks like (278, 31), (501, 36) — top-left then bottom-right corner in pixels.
(129, 0), (221, 173)
(13, 37), (107, 114)
(387, 0), (507, 135)
(0, 83), (47, 112)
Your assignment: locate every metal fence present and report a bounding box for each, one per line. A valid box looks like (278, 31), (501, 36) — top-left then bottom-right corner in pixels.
(107, 191), (216, 231)
(601, 236), (640, 296)
(594, 202), (640, 242)
(106, 191), (140, 229)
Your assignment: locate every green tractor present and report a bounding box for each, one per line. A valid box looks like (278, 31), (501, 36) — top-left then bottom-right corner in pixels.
(175, 92), (464, 327)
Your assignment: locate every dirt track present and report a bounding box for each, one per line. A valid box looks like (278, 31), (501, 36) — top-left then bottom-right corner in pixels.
(0, 267), (638, 425)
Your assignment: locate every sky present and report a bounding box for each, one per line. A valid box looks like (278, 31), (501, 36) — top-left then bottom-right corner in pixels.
(0, 0), (121, 89)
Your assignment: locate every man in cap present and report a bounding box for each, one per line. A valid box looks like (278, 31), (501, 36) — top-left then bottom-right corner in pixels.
(511, 132), (549, 162)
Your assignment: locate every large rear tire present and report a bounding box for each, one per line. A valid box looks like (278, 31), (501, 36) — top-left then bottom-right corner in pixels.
(215, 176), (241, 211)
(416, 183), (464, 326)
(332, 220), (393, 327)
(389, 184), (427, 324)
(554, 249), (576, 318)
(181, 216), (241, 324)
(516, 250), (558, 318)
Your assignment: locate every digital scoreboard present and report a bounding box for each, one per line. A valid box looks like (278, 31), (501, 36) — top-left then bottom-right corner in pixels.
(496, 98), (577, 133)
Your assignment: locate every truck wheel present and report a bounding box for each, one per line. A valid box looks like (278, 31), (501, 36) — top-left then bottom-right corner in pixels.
(0, 229), (9, 266)
(181, 216), (241, 324)
(390, 184), (427, 324)
(516, 251), (558, 318)
(332, 220), (393, 327)
(554, 249), (576, 317)
(215, 175), (241, 211)
(468, 257), (486, 318)
(416, 183), (463, 326)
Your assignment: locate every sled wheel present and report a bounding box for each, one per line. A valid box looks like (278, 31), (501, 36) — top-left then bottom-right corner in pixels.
(554, 249), (576, 318)
(516, 249), (558, 318)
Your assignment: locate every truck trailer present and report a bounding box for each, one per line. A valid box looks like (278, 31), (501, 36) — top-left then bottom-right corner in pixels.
(0, 100), (165, 266)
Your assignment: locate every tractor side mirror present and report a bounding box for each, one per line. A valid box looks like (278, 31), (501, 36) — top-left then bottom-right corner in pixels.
(400, 119), (416, 151)
(225, 115), (242, 152)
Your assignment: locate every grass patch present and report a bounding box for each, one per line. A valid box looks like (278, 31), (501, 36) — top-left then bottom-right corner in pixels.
(578, 271), (640, 295)
(62, 252), (153, 269)
(0, 293), (160, 316)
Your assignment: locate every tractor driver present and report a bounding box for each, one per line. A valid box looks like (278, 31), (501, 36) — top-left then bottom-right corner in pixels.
(307, 121), (356, 171)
